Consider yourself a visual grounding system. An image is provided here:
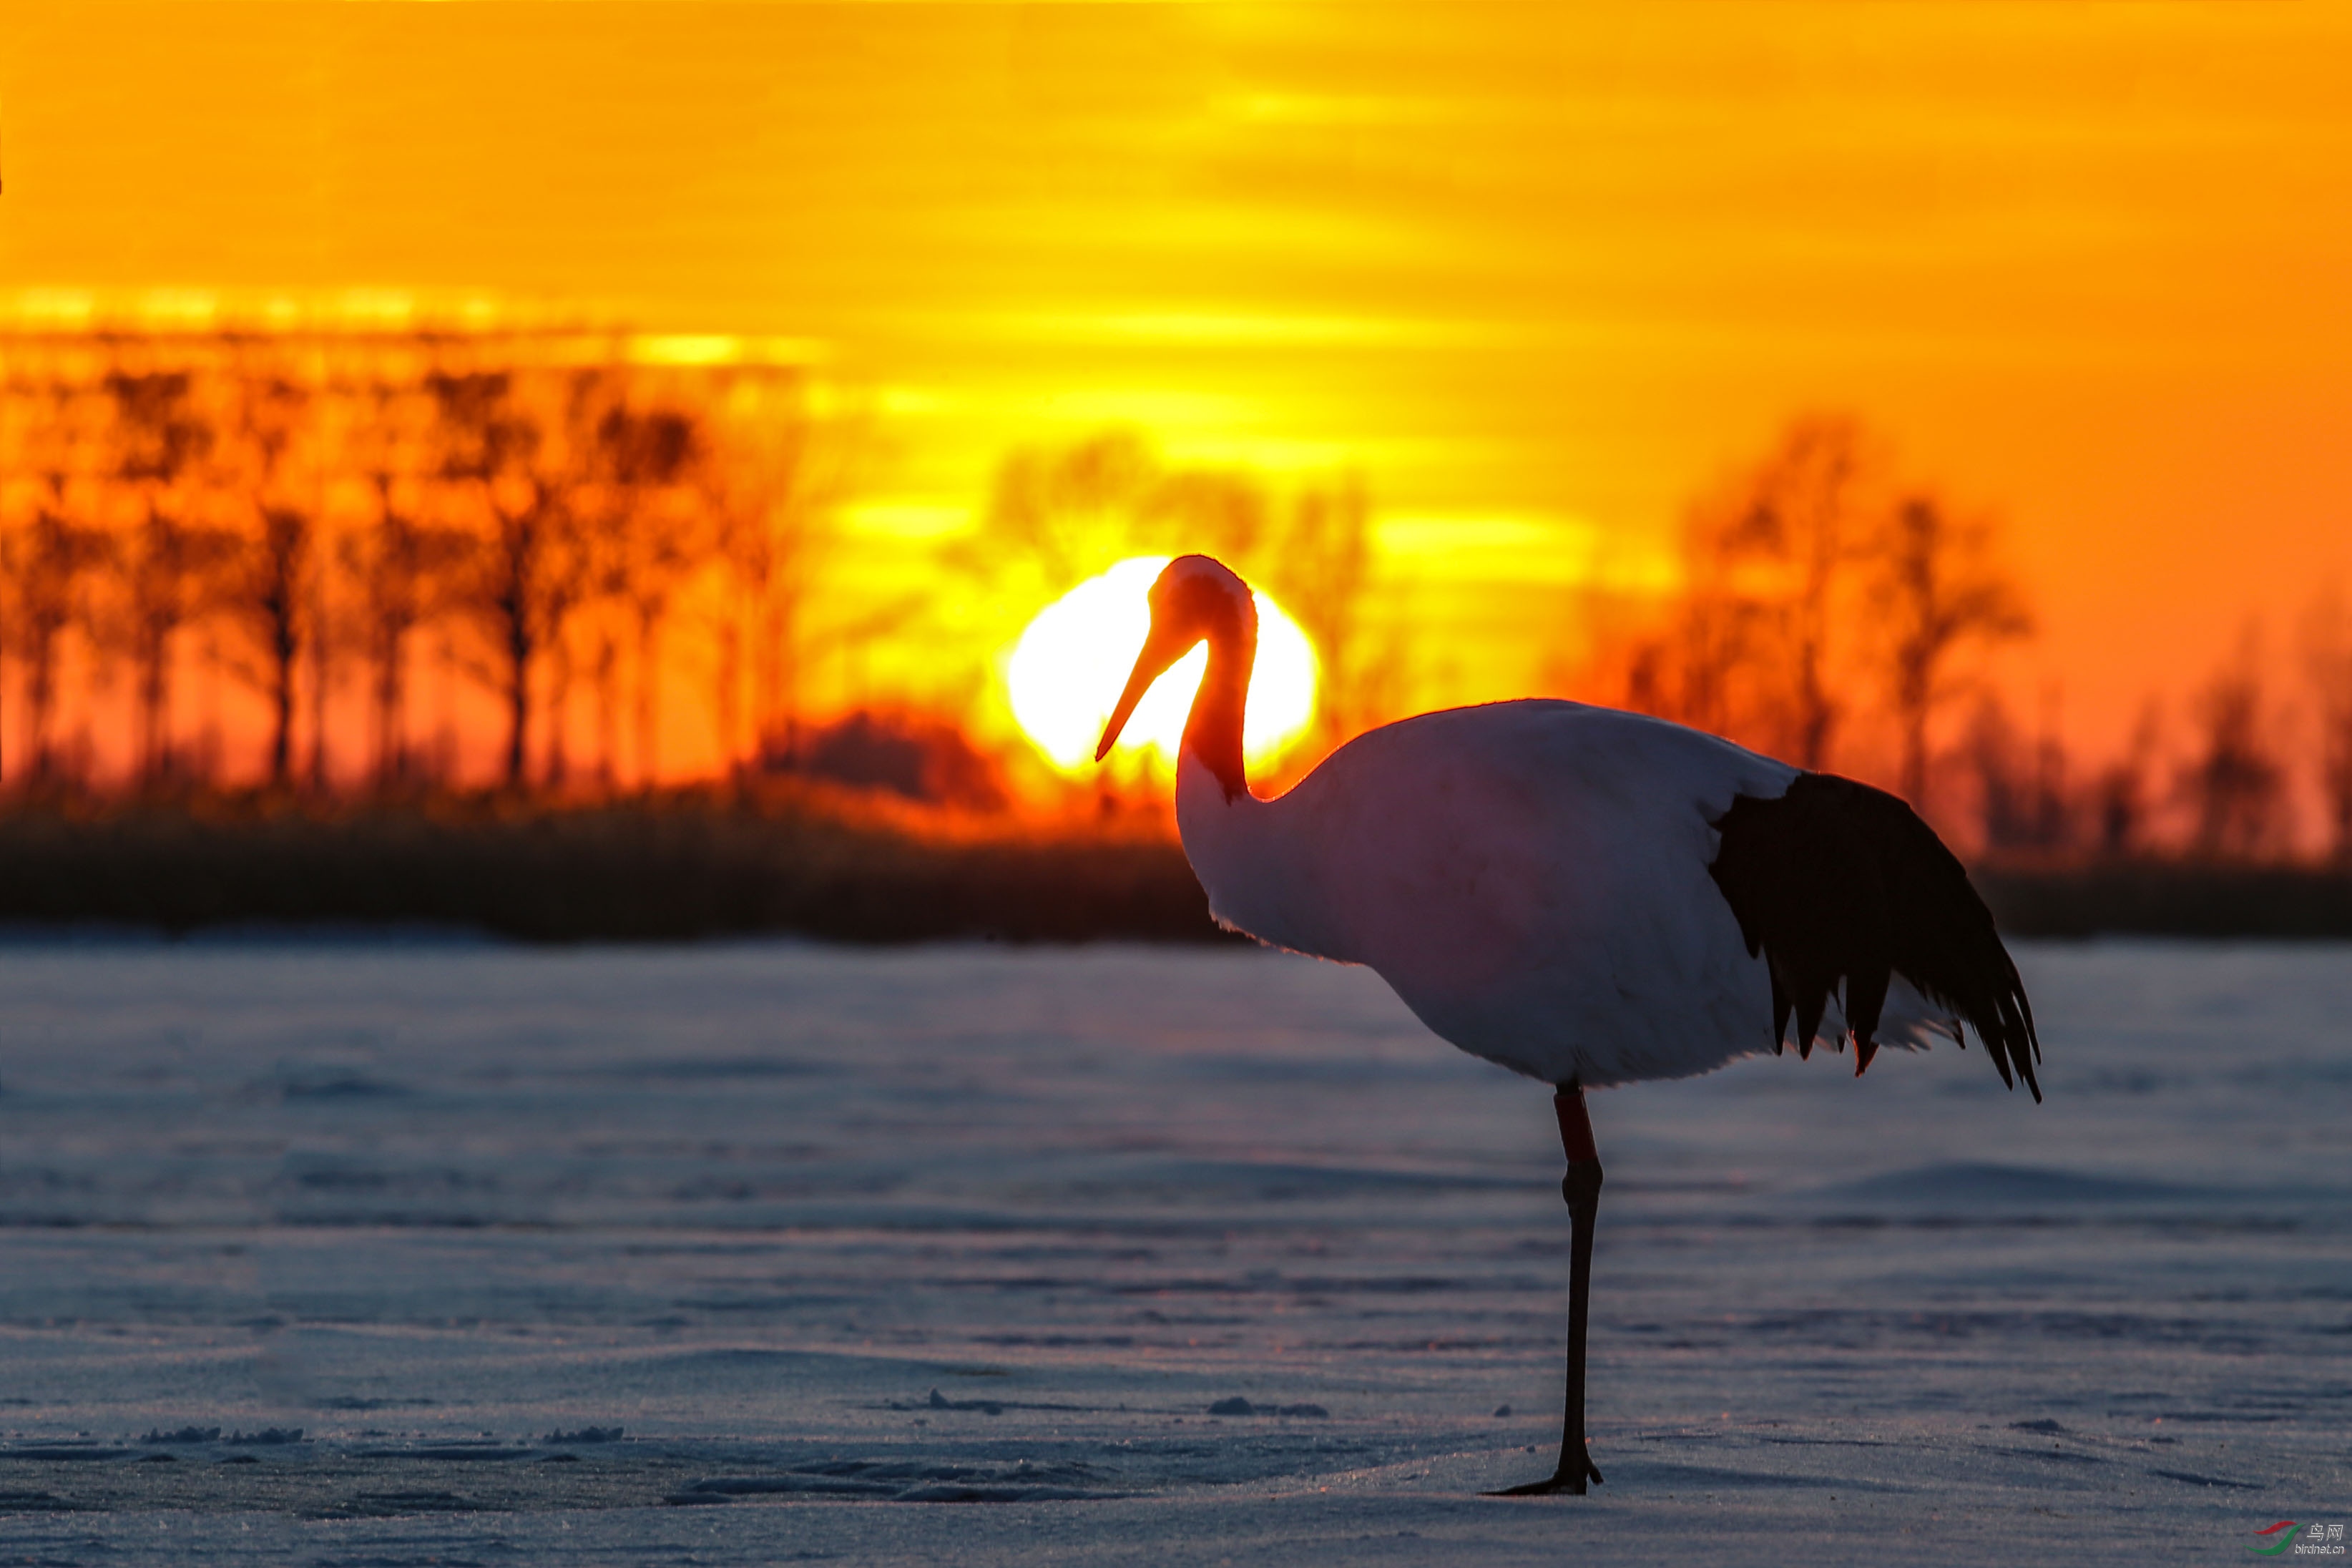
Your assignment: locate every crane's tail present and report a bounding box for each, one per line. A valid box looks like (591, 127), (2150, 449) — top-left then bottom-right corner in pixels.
(1707, 773), (2042, 1102)
(1797, 976), (1964, 1062)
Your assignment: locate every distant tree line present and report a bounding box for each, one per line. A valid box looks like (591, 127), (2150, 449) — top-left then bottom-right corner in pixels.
(11, 343), (2345, 866)
(1589, 415), (2352, 866)
(1962, 609), (2352, 867)
(0, 328), (848, 795)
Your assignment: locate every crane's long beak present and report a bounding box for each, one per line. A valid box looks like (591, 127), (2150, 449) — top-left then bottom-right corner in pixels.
(1094, 624), (1199, 763)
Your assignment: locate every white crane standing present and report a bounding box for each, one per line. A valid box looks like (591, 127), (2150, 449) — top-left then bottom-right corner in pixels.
(1094, 554), (2040, 1496)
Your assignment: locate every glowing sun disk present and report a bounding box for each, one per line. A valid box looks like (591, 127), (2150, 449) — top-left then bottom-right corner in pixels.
(1009, 557), (1317, 773)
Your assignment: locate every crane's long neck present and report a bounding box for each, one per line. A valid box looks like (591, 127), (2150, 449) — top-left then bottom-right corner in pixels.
(1183, 615), (1255, 801)
(1175, 614), (1333, 960)
(1166, 584), (1333, 959)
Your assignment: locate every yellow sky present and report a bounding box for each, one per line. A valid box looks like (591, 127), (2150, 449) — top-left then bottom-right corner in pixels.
(5, 3), (2352, 763)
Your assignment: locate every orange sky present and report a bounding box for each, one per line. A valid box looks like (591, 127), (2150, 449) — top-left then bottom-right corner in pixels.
(5, 3), (2351, 776)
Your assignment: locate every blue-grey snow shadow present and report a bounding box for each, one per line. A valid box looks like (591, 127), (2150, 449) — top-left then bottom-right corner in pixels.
(1797, 1161), (2341, 1222)
(670, 1456), (1126, 1504)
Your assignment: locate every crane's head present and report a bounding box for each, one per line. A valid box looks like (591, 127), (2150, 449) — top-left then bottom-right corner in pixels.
(1094, 554), (1257, 763)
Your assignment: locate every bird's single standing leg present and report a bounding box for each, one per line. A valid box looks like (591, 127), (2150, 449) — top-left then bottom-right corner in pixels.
(1491, 1083), (1606, 1496)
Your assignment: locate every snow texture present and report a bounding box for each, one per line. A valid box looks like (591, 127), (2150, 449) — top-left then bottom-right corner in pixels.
(0, 936), (2345, 1564)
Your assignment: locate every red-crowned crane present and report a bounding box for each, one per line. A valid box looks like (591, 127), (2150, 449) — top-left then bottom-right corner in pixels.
(1094, 554), (2040, 1496)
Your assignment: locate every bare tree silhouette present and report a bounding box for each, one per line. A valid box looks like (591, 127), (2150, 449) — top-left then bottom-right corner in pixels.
(706, 372), (848, 770)
(1616, 507), (1774, 743)
(340, 368), (466, 793)
(2, 363), (107, 785)
(8, 507), (113, 783)
(1611, 417), (1882, 764)
(1607, 418), (2041, 818)
(2181, 629), (2285, 860)
(592, 399), (707, 786)
(1961, 687), (2071, 858)
(1873, 494), (2032, 810)
(1137, 465), (1269, 567)
(965, 430), (1295, 603)
(1715, 416), (1872, 768)
(965, 430), (1163, 593)
(2090, 700), (2165, 858)
(105, 366), (239, 787)
(430, 367), (603, 790)
(1257, 477), (1374, 748)
(212, 373), (318, 788)
(2298, 584), (2352, 863)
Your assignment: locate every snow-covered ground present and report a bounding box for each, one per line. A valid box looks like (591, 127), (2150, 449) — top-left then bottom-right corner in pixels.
(0, 937), (2345, 1564)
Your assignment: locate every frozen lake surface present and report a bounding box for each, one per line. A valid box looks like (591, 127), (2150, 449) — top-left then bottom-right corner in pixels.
(0, 937), (2346, 1564)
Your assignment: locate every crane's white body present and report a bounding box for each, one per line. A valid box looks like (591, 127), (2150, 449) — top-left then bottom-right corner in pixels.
(1101, 555), (2028, 1495)
(1177, 698), (1953, 1087)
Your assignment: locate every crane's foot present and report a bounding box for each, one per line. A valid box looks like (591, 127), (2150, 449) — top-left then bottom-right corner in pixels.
(1485, 1445), (1603, 1496)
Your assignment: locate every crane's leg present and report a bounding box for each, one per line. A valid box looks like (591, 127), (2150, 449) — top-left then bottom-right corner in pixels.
(1490, 1083), (1606, 1496)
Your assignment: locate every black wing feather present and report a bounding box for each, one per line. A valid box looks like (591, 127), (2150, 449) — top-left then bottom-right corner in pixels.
(1707, 773), (2042, 1102)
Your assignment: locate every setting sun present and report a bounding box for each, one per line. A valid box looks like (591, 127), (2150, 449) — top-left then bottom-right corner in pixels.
(1007, 557), (1318, 775)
